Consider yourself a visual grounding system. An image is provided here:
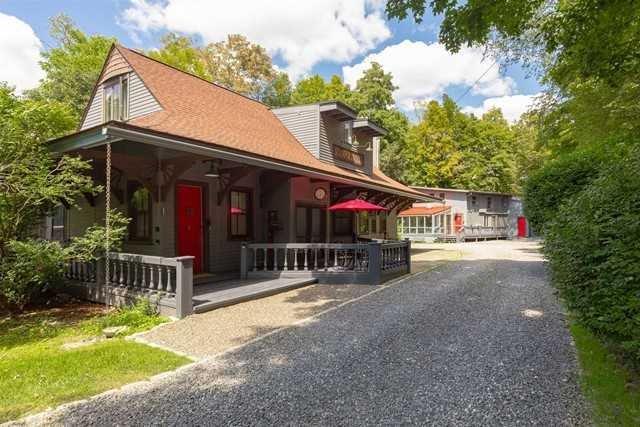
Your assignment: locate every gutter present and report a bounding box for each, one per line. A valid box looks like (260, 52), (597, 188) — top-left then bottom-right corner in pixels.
(49, 124), (432, 202)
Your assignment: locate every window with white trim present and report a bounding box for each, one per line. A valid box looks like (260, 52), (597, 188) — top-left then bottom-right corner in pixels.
(103, 75), (129, 122)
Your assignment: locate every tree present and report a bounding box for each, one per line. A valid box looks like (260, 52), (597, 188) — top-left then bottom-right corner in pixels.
(0, 84), (93, 256)
(290, 75), (328, 105)
(150, 33), (279, 102)
(29, 14), (115, 122)
(261, 72), (293, 107)
(405, 97), (522, 192)
(148, 33), (211, 81)
(202, 34), (277, 99)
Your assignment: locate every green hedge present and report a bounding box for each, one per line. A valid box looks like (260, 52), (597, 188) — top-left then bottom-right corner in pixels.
(523, 146), (610, 233)
(544, 145), (640, 361)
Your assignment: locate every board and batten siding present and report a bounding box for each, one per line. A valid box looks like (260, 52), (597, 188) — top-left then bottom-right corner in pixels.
(272, 105), (320, 157)
(80, 71), (162, 130)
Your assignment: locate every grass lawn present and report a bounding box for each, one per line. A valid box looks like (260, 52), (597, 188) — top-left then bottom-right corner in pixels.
(0, 301), (191, 423)
(571, 322), (640, 426)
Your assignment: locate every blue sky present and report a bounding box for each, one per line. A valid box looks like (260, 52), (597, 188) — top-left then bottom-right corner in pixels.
(0, 0), (542, 122)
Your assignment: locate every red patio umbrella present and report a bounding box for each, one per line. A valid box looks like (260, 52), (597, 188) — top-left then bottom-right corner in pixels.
(328, 199), (388, 212)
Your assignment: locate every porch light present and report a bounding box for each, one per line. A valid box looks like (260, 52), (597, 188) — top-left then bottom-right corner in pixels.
(204, 160), (220, 178)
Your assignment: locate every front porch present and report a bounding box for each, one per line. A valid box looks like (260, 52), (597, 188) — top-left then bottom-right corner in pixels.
(64, 239), (411, 318)
(53, 125), (417, 317)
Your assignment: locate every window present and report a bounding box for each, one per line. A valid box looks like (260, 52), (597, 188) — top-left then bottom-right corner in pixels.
(229, 189), (251, 239)
(50, 205), (66, 243)
(333, 211), (353, 236)
(128, 181), (152, 241)
(369, 214), (377, 234)
(103, 75), (128, 122)
(487, 196), (492, 210)
(471, 195), (477, 208)
(344, 122), (353, 145)
(379, 212), (387, 235)
(358, 211), (369, 234)
(439, 192), (445, 200)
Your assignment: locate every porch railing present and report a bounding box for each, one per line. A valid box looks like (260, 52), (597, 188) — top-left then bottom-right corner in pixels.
(241, 241), (411, 285)
(460, 226), (509, 239)
(65, 253), (194, 318)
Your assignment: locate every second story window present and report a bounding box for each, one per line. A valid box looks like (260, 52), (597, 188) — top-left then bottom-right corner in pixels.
(103, 75), (128, 122)
(343, 122), (353, 146)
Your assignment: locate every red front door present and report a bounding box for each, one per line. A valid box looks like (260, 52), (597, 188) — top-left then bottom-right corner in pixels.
(517, 216), (527, 238)
(176, 184), (203, 273)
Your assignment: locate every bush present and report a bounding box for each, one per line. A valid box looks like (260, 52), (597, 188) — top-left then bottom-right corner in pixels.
(0, 240), (68, 312)
(523, 144), (615, 233)
(544, 145), (640, 362)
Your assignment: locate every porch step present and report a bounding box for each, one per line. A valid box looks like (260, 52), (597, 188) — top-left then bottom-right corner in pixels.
(192, 277), (317, 314)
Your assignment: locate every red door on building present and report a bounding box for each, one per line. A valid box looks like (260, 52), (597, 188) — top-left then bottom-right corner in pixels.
(176, 184), (203, 273)
(454, 213), (463, 232)
(517, 216), (527, 238)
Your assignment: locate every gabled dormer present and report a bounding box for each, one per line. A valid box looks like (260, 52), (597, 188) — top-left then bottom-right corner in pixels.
(80, 45), (162, 130)
(272, 101), (386, 176)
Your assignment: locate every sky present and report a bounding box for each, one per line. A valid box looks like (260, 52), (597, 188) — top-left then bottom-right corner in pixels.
(0, 0), (542, 122)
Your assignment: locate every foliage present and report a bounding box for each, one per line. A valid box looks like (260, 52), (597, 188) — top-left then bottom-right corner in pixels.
(0, 240), (68, 312)
(67, 209), (130, 262)
(544, 145), (640, 363)
(522, 145), (609, 234)
(150, 33), (279, 102)
(0, 84), (96, 256)
(28, 14), (115, 122)
(261, 71), (293, 107)
(405, 97), (521, 192)
(570, 322), (640, 426)
(148, 33), (211, 80)
(0, 303), (186, 422)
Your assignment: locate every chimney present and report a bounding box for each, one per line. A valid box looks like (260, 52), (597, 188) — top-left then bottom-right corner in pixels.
(372, 137), (380, 168)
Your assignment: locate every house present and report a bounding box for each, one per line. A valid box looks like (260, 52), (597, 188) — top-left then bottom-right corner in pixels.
(49, 45), (433, 317)
(398, 187), (528, 242)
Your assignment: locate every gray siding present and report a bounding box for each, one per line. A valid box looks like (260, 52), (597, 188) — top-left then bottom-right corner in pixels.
(80, 71), (161, 130)
(319, 114), (369, 173)
(81, 89), (103, 130)
(128, 72), (162, 120)
(272, 105), (319, 157)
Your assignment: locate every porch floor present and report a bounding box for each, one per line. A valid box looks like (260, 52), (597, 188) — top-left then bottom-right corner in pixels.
(192, 277), (318, 314)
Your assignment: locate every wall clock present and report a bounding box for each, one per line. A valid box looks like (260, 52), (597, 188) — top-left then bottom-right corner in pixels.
(314, 187), (327, 201)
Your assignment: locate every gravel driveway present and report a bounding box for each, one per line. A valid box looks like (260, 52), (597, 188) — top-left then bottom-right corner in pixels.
(22, 240), (589, 426)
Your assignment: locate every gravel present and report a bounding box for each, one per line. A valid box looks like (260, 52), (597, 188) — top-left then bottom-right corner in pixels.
(22, 240), (590, 426)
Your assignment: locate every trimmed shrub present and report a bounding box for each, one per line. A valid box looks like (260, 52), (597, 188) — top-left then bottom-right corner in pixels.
(523, 145), (612, 233)
(0, 240), (68, 312)
(544, 145), (640, 361)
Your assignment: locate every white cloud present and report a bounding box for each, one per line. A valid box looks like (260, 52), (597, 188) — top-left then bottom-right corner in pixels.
(342, 40), (516, 109)
(122, 0), (391, 78)
(0, 13), (44, 93)
(461, 93), (540, 123)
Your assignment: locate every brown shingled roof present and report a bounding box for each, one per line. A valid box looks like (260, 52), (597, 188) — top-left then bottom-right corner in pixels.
(112, 45), (423, 198)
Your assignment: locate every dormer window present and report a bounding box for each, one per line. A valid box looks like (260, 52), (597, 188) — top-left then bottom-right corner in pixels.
(103, 75), (128, 122)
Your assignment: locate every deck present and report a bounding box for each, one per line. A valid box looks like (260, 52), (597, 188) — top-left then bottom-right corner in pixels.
(192, 277), (318, 314)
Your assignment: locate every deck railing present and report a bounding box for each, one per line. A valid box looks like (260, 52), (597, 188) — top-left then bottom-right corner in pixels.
(241, 240), (411, 285)
(65, 253), (194, 318)
(461, 226), (509, 239)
